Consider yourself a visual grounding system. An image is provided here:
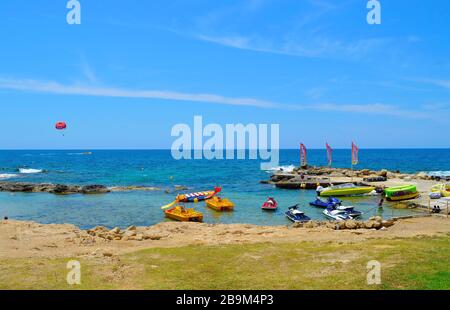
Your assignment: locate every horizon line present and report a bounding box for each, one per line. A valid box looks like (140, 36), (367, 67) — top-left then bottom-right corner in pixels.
(1, 148), (450, 151)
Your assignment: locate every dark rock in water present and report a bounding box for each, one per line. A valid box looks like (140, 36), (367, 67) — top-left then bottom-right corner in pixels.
(81, 185), (110, 194)
(0, 182), (107, 195)
(51, 185), (71, 194)
(0, 182), (34, 192)
(50, 184), (81, 195)
(174, 185), (189, 191)
(270, 174), (295, 183)
(0, 182), (166, 195)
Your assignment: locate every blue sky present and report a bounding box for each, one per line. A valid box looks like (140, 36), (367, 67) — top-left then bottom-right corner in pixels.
(0, 0), (449, 149)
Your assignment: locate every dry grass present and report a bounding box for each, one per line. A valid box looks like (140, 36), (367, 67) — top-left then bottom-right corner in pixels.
(0, 235), (448, 290)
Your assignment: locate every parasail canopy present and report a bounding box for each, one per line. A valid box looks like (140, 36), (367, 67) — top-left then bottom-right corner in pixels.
(55, 122), (67, 130)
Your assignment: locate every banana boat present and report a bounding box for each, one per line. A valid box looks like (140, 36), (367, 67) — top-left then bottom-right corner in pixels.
(385, 184), (419, 201)
(161, 187), (222, 209)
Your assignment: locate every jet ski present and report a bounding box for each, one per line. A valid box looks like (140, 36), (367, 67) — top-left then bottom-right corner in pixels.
(309, 197), (342, 208)
(335, 205), (363, 218)
(323, 207), (352, 221)
(285, 204), (311, 223)
(262, 197), (278, 211)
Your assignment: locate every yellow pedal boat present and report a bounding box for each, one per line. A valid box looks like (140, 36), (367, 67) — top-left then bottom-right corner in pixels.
(431, 184), (450, 197)
(206, 196), (234, 211)
(164, 206), (204, 222)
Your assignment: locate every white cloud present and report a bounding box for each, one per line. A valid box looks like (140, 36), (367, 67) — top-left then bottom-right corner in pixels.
(0, 78), (428, 118)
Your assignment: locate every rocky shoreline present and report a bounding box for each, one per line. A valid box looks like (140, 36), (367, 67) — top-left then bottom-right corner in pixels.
(84, 216), (399, 243)
(0, 182), (161, 195)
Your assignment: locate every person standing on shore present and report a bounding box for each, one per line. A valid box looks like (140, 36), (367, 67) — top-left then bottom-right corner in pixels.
(378, 197), (384, 209)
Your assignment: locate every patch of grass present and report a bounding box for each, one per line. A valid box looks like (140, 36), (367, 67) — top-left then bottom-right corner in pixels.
(0, 258), (126, 290)
(0, 235), (448, 290)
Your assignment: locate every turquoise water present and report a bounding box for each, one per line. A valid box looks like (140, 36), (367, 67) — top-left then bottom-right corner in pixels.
(1, 149), (449, 229)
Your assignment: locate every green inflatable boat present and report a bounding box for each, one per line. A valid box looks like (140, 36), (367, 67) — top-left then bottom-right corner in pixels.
(385, 185), (419, 201)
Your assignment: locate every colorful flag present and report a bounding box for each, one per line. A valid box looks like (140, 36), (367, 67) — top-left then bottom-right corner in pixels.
(352, 142), (359, 166)
(300, 143), (307, 167)
(326, 143), (333, 166)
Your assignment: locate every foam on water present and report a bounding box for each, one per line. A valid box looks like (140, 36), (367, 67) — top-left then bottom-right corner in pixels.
(0, 174), (18, 179)
(427, 171), (450, 177)
(266, 165), (296, 173)
(19, 168), (43, 174)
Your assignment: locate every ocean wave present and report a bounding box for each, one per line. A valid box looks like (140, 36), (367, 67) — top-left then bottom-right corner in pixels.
(0, 173), (19, 179)
(18, 168), (44, 174)
(427, 171), (450, 177)
(265, 165), (296, 173)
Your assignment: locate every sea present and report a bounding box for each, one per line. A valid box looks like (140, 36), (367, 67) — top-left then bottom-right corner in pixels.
(1, 149), (449, 229)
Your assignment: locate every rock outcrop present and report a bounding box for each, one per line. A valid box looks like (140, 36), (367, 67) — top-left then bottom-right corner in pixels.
(86, 226), (165, 242)
(266, 165), (439, 188)
(0, 182), (164, 195)
(0, 182), (109, 195)
(292, 217), (396, 231)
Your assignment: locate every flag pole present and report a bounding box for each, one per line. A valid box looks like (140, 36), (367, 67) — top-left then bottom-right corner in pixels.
(351, 142), (354, 183)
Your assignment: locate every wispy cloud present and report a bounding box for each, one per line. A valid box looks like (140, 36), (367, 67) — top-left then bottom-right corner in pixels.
(81, 62), (98, 84)
(417, 79), (450, 90)
(168, 0), (398, 60)
(0, 77), (430, 119)
(0, 78), (277, 108)
(305, 103), (426, 118)
(191, 33), (392, 59)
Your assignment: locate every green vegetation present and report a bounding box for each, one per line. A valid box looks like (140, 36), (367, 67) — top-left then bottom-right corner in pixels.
(0, 235), (449, 290)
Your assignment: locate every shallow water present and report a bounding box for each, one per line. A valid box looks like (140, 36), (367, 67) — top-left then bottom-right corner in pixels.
(1, 149), (447, 229)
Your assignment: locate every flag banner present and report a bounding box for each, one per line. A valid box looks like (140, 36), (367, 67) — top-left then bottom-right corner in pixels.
(326, 143), (333, 166)
(352, 142), (359, 166)
(300, 143), (307, 167)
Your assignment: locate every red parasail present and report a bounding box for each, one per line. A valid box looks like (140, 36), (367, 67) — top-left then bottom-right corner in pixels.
(55, 122), (67, 130)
